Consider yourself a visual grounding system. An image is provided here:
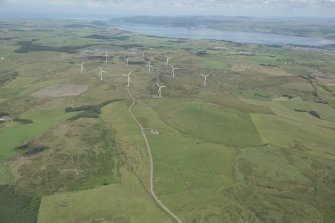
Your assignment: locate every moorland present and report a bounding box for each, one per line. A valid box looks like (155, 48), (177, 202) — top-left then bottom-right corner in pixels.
(0, 19), (335, 223)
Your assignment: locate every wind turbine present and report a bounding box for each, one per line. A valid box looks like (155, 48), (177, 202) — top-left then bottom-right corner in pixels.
(126, 57), (129, 66)
(200, 73), (210, 86)
(138, 51), (145, 60)
(98, 66), (106, 81)
(145, 61), (153, 73)
(122, 71), (133, 87)
(165, 56), (171, 65)
(156, 82), (167, 99)
(79, 62), (85, 74)
(104, 51), (109, 63)
(170, 64), (180, 78)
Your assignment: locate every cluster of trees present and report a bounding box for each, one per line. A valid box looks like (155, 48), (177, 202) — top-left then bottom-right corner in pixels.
(294, 109), (321, 118)
(13, 118), (34, 124)
(0, 185), (40, 223)
(65, 99), (124, 121)
(15, 40), (94, 54)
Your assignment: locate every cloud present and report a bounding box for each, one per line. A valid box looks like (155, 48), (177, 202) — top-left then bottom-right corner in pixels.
(4, 0), (335, 7)
(1, 0), (335, 17)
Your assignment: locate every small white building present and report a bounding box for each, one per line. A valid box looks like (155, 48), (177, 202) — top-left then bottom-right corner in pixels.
(151, 95), (160, 99)
(150, 129), (160, 135)
(0, 116), (13, 122)
(0, 116), (8, 121)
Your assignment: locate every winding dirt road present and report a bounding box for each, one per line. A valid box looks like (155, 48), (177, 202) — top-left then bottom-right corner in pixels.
(126, 87), (183, 223)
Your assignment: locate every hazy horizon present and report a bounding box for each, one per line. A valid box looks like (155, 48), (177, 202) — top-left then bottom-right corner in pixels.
(1, 0), (335, 19)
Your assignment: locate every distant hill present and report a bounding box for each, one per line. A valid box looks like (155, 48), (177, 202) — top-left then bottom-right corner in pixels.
(112, 16), (261, 27)
(111, 16), (335, 39)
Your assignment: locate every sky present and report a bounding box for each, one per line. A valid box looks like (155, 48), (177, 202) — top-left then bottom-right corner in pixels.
(0, 0), (335, 18)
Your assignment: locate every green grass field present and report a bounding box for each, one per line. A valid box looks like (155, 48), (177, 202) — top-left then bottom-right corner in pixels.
(0, 19), (335, 223)
(38, 169), (172, 223)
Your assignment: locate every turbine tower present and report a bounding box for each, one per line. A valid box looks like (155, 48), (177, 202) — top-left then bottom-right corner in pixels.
(79, 62), (85, 74)
(98, 66), (106, 81)
(138, 51), (145, 61)
(104, 51), (109, 63)
(200, 73), (210, 86)
(126, 57), (129, 66)
(145, 61), (153, 73)
(122, 71), (133, 87)
(156, 82), (167, 99)
(165, 56), (171, 65)
(170, 64), (180, 78)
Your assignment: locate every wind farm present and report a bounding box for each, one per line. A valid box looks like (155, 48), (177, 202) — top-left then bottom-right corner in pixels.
(0, 17), (335, 223)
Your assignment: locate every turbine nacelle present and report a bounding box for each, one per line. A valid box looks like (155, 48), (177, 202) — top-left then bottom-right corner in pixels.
(98, 66), (106, 81)
(165, 56), (171, 65)
(156, 82), (167, 98)
(78, 62), (85, 74)
(138, 51), (145, 60)
(145, 61), (153, 73)
(170, 64), (180, 78)
(122, 71), (133, 87)
(200, 73), (211, 86)
(104, 51), (109, 63)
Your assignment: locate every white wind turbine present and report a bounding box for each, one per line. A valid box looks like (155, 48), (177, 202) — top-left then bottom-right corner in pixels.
(98, 66), (106, 81)
(165, 56), (171, 65)
(104, 51), (109, 63)
(122, 71), (133, 87)
(170, 64), (180, 78)
(145, 61), (153, 73)
(156, 82), (167, 99)
(138, 51), (145, 60)
(79, 62), (85, 74)
(200, 73), (210, 86)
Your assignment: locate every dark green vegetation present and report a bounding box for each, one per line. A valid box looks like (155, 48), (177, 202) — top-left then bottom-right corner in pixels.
(0, 112), (9, 117)
(85, 34), (130, 41)
(0, 19), (335, 223)
(294, 109), (321, 118)
(66, 99), (124, 121)
(0, 185), (40, 223)
(0, 71), (19, 86)
(15, 40), (95, 54)
(13, 118), (34, 124)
